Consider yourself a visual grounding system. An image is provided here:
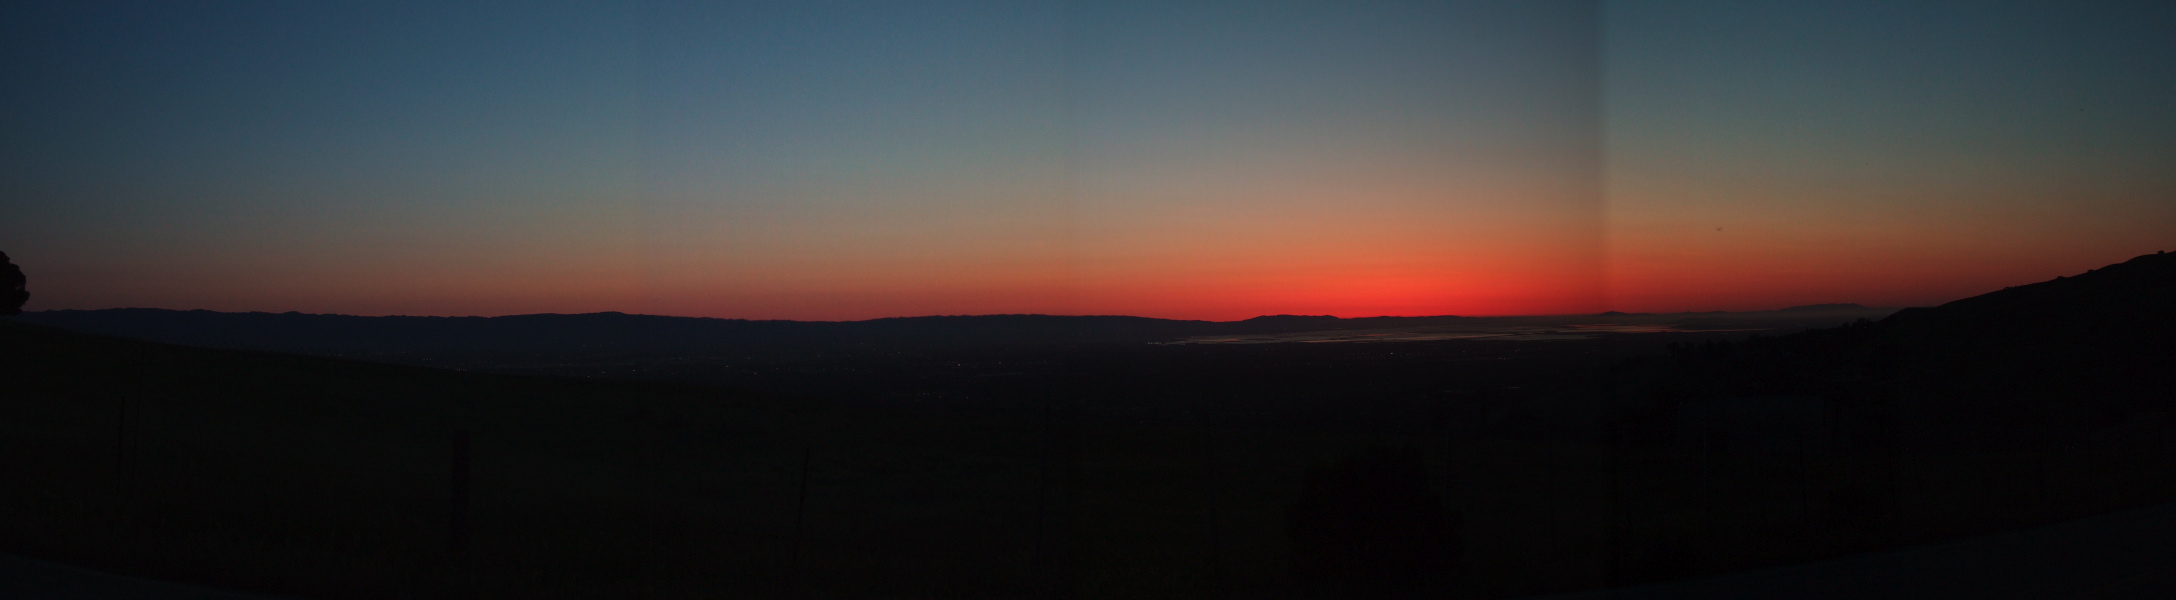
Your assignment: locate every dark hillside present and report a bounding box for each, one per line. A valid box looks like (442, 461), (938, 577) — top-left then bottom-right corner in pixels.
(3, 253), (2173, 599)
(0, 320), (817, 598)
(0, 320), (1592, 599)
(1642, 250), (2176, 433)
(1880, 251), (2176, 371)
(1590, 252), (2176, 584)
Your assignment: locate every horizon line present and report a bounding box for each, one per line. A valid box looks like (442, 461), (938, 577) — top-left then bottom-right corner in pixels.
(18, 303), (1893, 324)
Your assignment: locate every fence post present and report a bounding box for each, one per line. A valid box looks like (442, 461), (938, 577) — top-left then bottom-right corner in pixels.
(788, 448), (812, 597)
(1036, 395), (1050, 597)
(1036, 393), (1077, 599)
(1202, 400), (1223, 598)
(1607, 422), (1624, 589)
(1799, 428), (1812, 543)
(450, 428), (472, 565)
(1698, 409), (1712, 562)
(115, 394), (129, 499)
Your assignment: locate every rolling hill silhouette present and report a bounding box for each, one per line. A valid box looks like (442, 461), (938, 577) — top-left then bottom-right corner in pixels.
(15, 310), (1491, 356)
(1648, 250), (2175, 411)
(1880, 252), (2176, 363)
(1653, 248), (2167, 389)
(15, 305), (1896, 365)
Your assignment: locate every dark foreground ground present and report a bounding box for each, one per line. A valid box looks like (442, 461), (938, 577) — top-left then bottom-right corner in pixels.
(15, 497), (2176, 600)
(2, 252), (2173, 599)
(1529, 498), (2176, 600)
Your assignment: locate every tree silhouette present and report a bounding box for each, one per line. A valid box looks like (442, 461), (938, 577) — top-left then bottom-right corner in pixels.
(1, 251), (26, 315)
(1287, 445), (1460, 596)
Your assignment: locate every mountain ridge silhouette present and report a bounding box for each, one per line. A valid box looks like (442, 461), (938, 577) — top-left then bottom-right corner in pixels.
(16, 309), (1475, 354)
(18, 305), (1897, 357)
(1640, 250), (2176, 452)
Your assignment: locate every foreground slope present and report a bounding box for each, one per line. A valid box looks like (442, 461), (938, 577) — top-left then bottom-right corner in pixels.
(0, 320), (816, 598)
(1585, 251), (2176, 585)
(0, 320), (1436, 600)
(1, 252), (2173, 599)
(1635, 250), (2176, 450)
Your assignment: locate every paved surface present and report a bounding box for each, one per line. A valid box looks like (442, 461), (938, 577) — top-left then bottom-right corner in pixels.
(7, 502), (2176, 599)
(1530, 501), (2176, 600)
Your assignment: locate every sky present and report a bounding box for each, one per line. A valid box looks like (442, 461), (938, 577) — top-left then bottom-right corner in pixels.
(2, 1), (2170, 321)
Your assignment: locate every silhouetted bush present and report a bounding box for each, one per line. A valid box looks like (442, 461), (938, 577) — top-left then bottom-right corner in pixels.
(1287, 445), (1459, 596)
(1, 251), (25, 315)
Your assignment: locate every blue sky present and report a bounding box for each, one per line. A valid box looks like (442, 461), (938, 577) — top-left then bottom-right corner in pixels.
(2, 1), (2167, 318)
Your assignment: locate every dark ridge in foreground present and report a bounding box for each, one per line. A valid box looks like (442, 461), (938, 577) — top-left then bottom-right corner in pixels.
(1614, 249), (2176, 506)
(1654, 250), (2176, 382)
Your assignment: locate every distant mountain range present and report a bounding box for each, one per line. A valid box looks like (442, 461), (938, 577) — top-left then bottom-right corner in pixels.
(1596, 303), (1877, 317)
(14, 303), (1895, 359)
